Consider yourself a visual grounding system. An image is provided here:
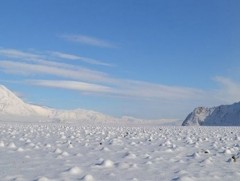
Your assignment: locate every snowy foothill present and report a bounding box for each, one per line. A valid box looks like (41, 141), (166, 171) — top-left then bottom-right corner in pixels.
(0, 121), (240, 181)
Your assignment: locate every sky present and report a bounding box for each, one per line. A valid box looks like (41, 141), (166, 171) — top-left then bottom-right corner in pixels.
(0, 0), (240, 120)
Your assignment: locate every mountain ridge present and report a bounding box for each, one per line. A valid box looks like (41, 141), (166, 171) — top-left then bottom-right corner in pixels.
(0, 85), (179, 125)
(0, 85), (117, 123)
(0, 85), (37, 116)
(182, 102), (240, 126)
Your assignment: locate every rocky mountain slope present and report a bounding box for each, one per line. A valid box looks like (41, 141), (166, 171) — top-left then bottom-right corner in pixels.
(182, 102), (240, 126)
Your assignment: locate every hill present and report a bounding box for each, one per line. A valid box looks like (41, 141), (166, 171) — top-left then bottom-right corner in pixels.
(182, 102), (240, 126)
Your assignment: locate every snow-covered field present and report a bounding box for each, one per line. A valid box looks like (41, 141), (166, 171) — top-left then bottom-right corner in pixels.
(0, 122), (240, 181)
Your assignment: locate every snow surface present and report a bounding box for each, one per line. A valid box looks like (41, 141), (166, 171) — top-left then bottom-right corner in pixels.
(182, 102), (240, 126)
(1, 121), (240, 181)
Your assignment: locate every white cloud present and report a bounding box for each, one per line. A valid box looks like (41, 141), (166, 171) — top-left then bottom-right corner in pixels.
(213, 76), (240, 103)
(61, 34), (117, 48)
(0, 60), (204, 101)
(109, 80), (206, 101)
(0, 61), (113, 83)
(0, 49), (41, 60)
(50, 51), (113, 67)
(26, 78), (206, 101)
(4, 48), (240, 116)
(29, 80), (113, 94)
(0, 48), (208, 101)
(0, 48), (112, 67)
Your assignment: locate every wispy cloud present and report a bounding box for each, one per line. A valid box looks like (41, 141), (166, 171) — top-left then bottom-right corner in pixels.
(113, 80), (206, 100)
(50, 51), (113, 67)
(3, 48), (240, 115)
(213, 76), (240, 103)
(25, 77), (206, 101)
(0, 61), (113, 83)
(0, 59), (205, 101)
(0, 48), (112, 67)
(61, 34), (117, 48)
(0, 49), (41, 60)
(29, 80), (113, 94)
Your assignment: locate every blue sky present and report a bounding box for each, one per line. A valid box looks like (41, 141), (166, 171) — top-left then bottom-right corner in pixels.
(0, 0), (240, 119)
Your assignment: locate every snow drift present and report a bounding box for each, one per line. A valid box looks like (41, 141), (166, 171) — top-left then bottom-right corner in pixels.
(182, 102), (240, 126)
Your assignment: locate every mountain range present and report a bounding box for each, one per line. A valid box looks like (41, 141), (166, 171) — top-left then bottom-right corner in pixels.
(0, 85), (118, 123)
(0, 85), (179, 125)
(3, 84), (240, 126)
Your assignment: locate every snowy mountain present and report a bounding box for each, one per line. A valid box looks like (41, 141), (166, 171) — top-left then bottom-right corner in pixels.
(45, 109), (117, 123)
(182, 102), (240, 126)
(0, 85), (179, 124)
(0, 85), (117, 123)
(0, 85), (36, 116)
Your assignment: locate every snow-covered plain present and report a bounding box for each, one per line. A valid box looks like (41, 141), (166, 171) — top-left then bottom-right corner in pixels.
(1, 121), (240, 181)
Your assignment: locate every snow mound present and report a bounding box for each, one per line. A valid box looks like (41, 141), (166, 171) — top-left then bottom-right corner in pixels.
(1, 122), (240, 180)
(82, 174), (94, 181)
(67, 166), (82, 175)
